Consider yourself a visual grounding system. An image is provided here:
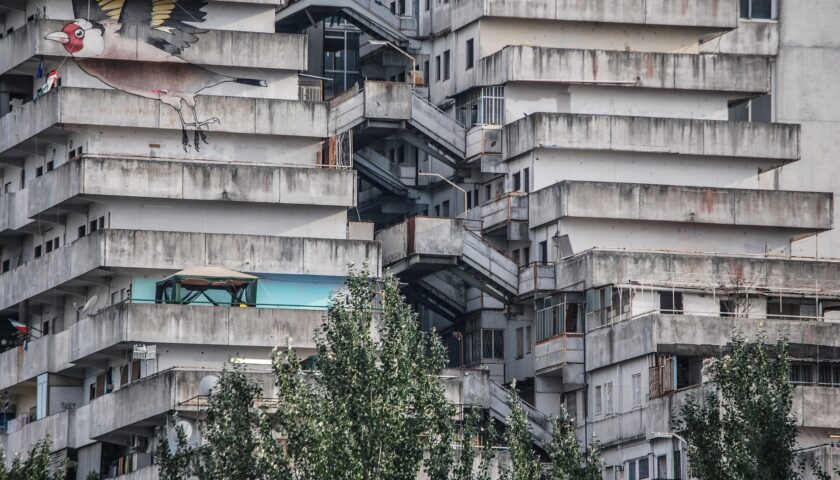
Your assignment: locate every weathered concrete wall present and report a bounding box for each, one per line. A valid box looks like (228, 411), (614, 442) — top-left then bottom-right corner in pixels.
(0, 190), (30, 233)
(503, 112), (800, 161)
(587, 314), (840, 371)
(475, 47), (769, 94)
(0, 330), (71, 392)
(376, 217), (465, 266)
(364, 81), (412, 120)
(70, 303), (324, 362)
(26, 156), (355, 217)
(2, 410), (71, 463)
(88, 368), (273, 438)
(0, 88), (329, 155)
(518, 263), (555, 295)
(0, 229), (379, 311)
(529, 180), (832, 230)
(699, 19), (779, 56)
(0, 19), (306, 75)
(534, 334), (584, 373)
(793, 386), (840, 429)
(557, 249), (840, 292)
(450, 0), (737, 30)
(481, 194), (527, 231)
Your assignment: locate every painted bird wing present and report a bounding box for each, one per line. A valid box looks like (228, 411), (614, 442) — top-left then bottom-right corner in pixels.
(72, 0), (208, 55)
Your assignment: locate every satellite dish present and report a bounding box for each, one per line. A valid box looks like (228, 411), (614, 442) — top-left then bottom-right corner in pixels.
(167, 419), (199, 452)
(198, 375), (219, 397)
(75, 295), (99, 316)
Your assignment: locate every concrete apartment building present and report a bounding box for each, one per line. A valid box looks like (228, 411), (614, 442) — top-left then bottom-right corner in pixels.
(1, 0), (839, 478)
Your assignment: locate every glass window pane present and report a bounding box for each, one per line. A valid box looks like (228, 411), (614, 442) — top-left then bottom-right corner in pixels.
(482, 330), (493, 359)
(493, 330), (504, 359)
(751, 0), (772, 19)
(751, 94), (772, 123)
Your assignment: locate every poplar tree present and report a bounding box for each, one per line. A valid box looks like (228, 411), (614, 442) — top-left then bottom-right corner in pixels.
(676, 332), (800, 480)
(0, 438), (64, 480)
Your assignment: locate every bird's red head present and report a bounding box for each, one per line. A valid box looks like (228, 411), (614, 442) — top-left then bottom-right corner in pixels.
(59, 22), (86, 54)
(45, 20), (104, 57)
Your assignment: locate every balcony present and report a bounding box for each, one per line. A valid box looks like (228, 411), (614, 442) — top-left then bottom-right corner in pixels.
(0, 229), (380, 311)
(518, 263), (556, 297)
(528, 180), (832, 232)
(0, 329), (73, 392)
(0, 87), (328, 155)
(793, 385), (840, 429)
(0, 19), (306, 75)
(450, 0), (737, 31)
(557, 249), (840, 296)
(699, 19), (779, 56)
(26, 155), (356, 220)
(478, 193), (528, 240)
(586, 313), (840, 371)
(71, 303), (324, 364)
(534, 334), (584, 383)
(87, 368), (273, 438)
(473, 46), (769, 96)
(1, 404), (93, 461)
(0, 190), (29, 233)
(503, 112), (800, 163)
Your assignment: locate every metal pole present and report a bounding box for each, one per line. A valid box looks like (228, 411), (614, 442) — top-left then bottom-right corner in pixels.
(418, 172), (468, 216)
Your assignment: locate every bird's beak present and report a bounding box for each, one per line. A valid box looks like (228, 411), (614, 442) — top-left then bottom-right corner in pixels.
(45, 31), (69, 44)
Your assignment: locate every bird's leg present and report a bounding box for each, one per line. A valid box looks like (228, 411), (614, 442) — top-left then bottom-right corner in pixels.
(175, 108), (190, 152)
(190, 105), (208, 150)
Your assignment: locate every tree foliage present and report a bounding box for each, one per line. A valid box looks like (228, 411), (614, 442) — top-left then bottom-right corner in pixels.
(0, 438), (64, 480)
(158, 268), (604, 480)
(675, 331), (801, 480)
(547, 410), (601, 480)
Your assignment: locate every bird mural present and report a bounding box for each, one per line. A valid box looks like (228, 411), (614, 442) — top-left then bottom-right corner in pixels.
(45, 0), (267, 151)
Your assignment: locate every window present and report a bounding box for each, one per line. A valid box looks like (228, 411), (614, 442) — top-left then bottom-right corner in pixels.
(45, 240), (53, 253)
(516, 327), (524, 359)
(512, 172), (521, 191)
(435, 55), (441, 81)
(790, 363), (814, 384)
(3, 182), (10, 193)
(1, 260), (9, 273)
(740, 0), (773, 19)
(818, 363), (840, 386)
(660, 291), (684, 314)
(120, 364), (129, 386)
(90, 219), (98, 233)
(525, 326), (531, 354)
(481, 329), (504, 359)
(674, 450), (682, 479)
(425, 0), (429, 11)
(638, 458), (649, 479)
(78, 225), (86, 238)
(35, 166), (43, 177)
(523, 247), (530, 265)
(34, 245), (42, 258)
(587, 285), (615, 328)
(632, 373), (642, 407)
(484, 184), (491, 201)
(46, 161), (54, 172)
(657, 456), (667, 479)
(465, 38), (474, 69)
(604, 381), (613, 415)
(466, 190), (472, 209)
(131, 360), (141, 381)
(434, 205), (441, 217)
(536, 296), (582, 341)
(441, 200), (450, 217)
(53, 237), (59, 249)
(443, 50), (451, 80)
(455, 86), (505, 127)
(564, 392), (576, 421)
(594, 385), (602, 415)
(424, 60), (430, 85)
(628, 460), (637, 480)
(523, 168), (530, 192)
(720, 299), (736, 317)
(539, 240), (548, 263)
(98, 216), (105, 229)
(728, 95), (771, 123)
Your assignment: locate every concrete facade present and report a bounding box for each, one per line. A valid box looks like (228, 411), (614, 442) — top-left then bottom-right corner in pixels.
(2, 0), (839, 478)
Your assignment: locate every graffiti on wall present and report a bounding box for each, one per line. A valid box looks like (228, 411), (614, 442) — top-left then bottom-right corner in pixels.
(45, 0), (267, 151)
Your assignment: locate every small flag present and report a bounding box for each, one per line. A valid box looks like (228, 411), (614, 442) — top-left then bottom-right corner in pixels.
(8, 319), (27, 334)
(36, 59), (44, 79)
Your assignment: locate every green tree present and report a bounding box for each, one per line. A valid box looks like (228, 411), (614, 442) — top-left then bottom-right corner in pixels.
(675, 332), (800, 480)
(0, 438), (65, 480)
(547, 410), (601, 480)
(500, 384), (541, 480)
(453, 409), (497, 480)
(157, 363), (290, 480)
(158, 268), (455, 480)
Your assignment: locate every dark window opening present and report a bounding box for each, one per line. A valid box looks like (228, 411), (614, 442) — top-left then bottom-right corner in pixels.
(1, 260), (9, 273)
(443, 50), (451, 80)
(523, 167), (530, 192)
(740, 0), (773, 19)
(512, 172), (521, 191)
(539, 240), (548, 264)
(45, 241), (53, 253)
(34, 245), (42, 258)
(660, 291), (684, 314)
(465, 38), (474, 69)
(729, 95), (771, 123)
(90, 220), (98, 233)
(435, 55), (441, 81)
(35, 166), (43, 177)
(46, 161), (54, 172)
(78, 225), (86, 238)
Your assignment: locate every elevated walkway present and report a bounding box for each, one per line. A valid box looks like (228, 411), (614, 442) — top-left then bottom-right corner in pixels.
(330, 82), (466, 163)
(275, 0), (417, 47)
(376, 216), (519, 302)
(354, 147), (410, 197)
(442, 368), (554, 446)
